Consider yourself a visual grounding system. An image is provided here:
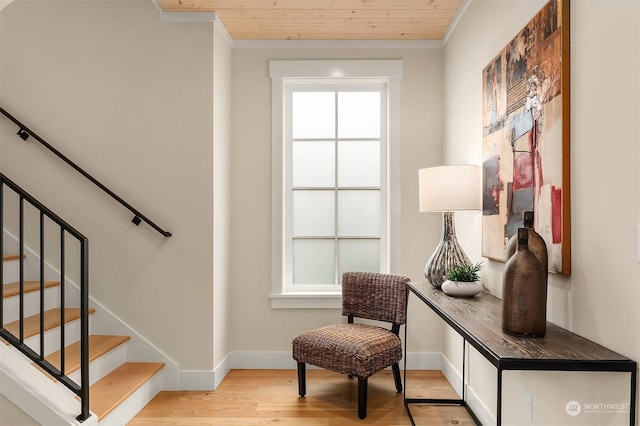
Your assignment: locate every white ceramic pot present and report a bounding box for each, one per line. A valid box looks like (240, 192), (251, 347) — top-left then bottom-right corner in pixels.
(441, 280), (483, 297)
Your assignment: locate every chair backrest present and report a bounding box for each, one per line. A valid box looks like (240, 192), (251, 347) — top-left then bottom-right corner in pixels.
(341, 271), (410, 326)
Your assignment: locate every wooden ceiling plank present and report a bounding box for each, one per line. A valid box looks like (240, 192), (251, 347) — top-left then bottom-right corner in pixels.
(226, 23), (449, 40)
(230, 32), (442, 40)
(220, 18), (453, 26)
(157, 0), (461, 12)
(225, 24), (449, 32)
(216, 9), (458, 19)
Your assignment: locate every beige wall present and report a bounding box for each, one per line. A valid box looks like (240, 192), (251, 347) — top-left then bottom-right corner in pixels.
(444, 0), (640, 424)
(0, 0), (218, 372)
(230, 46), (447, 356)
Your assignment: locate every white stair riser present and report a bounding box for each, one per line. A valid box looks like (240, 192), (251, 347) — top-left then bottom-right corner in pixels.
(68, 343), (128, 387)
(2, 259), (42, 285)
(2, 286), (60, 323)
(3, 260), (60, 287)
(3, 260), (20, 284)
(97, 368), (164, 426)
(36, 341), (130, 396)
(15, 341), (129, 399)
(21, 319), (84, 356)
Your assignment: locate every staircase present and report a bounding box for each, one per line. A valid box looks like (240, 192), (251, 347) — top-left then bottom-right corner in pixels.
(0, 111), (175, 424)
(2, 252), (166, 424)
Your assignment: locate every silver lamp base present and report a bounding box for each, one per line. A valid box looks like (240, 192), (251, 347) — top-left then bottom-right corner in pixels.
(425, 211), (471, 289)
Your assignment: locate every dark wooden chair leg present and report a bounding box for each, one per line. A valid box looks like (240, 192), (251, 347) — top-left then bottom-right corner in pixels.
(357, 376), (368, 419)
(392, 363), (402, 393)
(297, 362), (306, 397)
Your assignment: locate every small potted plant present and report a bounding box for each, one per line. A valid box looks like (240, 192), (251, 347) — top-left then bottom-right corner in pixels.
(442, 262), (483, 297)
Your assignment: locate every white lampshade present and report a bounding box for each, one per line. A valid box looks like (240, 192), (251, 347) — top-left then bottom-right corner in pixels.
(419, 165), (481, 212)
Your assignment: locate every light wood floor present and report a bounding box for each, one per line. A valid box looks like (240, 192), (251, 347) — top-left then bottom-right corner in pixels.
(128, 369), (477, 425)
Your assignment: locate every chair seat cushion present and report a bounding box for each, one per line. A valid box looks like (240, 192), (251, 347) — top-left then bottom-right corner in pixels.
(292, 324), (402, 378)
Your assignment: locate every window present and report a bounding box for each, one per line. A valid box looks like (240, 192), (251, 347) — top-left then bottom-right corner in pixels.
(270, 60), (403, 308)
(289, 86), (386, 291)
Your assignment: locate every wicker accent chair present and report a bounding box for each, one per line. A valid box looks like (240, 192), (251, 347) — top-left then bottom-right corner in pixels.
(292, 271), (410, 419)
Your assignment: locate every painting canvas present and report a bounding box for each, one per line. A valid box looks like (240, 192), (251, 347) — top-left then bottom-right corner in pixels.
(482, 0), (570, 275)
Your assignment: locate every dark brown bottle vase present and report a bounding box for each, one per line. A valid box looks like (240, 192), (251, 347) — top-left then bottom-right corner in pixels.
(505, 211), (548, 281)
(502, 228), (547, 337)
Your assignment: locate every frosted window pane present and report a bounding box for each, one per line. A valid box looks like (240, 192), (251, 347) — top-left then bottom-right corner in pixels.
(338, 92), (381, 139)
(293, 191), (335, 236)
(292, 92), (335, 139)
(292, 141), (335, 187)
(338, 141), (380, 187)
(338, 239), (380, 278)
(337, 190), (380, 236)
(293, 239), (336, 285)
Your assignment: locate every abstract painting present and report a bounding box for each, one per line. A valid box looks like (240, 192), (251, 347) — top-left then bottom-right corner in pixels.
(482, 0), (570, 275)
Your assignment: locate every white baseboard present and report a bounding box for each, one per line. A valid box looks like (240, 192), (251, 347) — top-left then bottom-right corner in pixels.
(181, 351), (441, 392)
(227, 351), (441, 371)
(231, 351), (297, 370)
(440, 351), (463, 396)
(176, 353), (233, 391)
(466, 384), (496, 426)
(440, 353), (495, 426)
(178, 370), (216, 391)
(214, 352), (231, 389)
(405, 351), (441, 370)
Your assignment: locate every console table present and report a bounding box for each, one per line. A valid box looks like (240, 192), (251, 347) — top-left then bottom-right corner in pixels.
(404, 281), (637, 426)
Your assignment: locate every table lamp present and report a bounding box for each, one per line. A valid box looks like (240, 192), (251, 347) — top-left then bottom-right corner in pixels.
(418, 165), (481, 289)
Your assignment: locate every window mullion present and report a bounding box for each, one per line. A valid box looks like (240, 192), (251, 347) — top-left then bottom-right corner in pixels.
(334, 90), (340, 289)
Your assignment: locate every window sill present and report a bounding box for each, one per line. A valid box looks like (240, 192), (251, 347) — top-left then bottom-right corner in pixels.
(269, 293), (342, 309)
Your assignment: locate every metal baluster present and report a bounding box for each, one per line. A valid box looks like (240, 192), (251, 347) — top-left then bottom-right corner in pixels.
(0, 182), (4, 328)
(40, 211), (45, 361)
(19, 195), (24, 344)
(77, 238), (90, 422)
(60, 229), (65, 375)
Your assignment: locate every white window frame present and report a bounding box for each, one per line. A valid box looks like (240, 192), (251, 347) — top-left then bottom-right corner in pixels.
(269, 60), (403, 309)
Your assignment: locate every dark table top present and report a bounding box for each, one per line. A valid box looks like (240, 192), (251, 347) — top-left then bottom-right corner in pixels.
(408, 281), (634, 370)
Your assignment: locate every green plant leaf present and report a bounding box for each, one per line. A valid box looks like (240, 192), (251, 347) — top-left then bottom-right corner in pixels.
(446, 261), (482, 282)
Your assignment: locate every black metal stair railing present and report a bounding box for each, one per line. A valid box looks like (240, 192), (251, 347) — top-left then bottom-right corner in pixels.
(0, 173), (90, 422)
(0, 107), (171, 237)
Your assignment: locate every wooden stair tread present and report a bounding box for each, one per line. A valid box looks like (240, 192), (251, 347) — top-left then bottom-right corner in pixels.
(2, 254), (23, 261)
(3, 281), (60, 298)
(35, 335), (131, 376)
(3, 307), (96, 339)
(89, 362), (164, 420)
